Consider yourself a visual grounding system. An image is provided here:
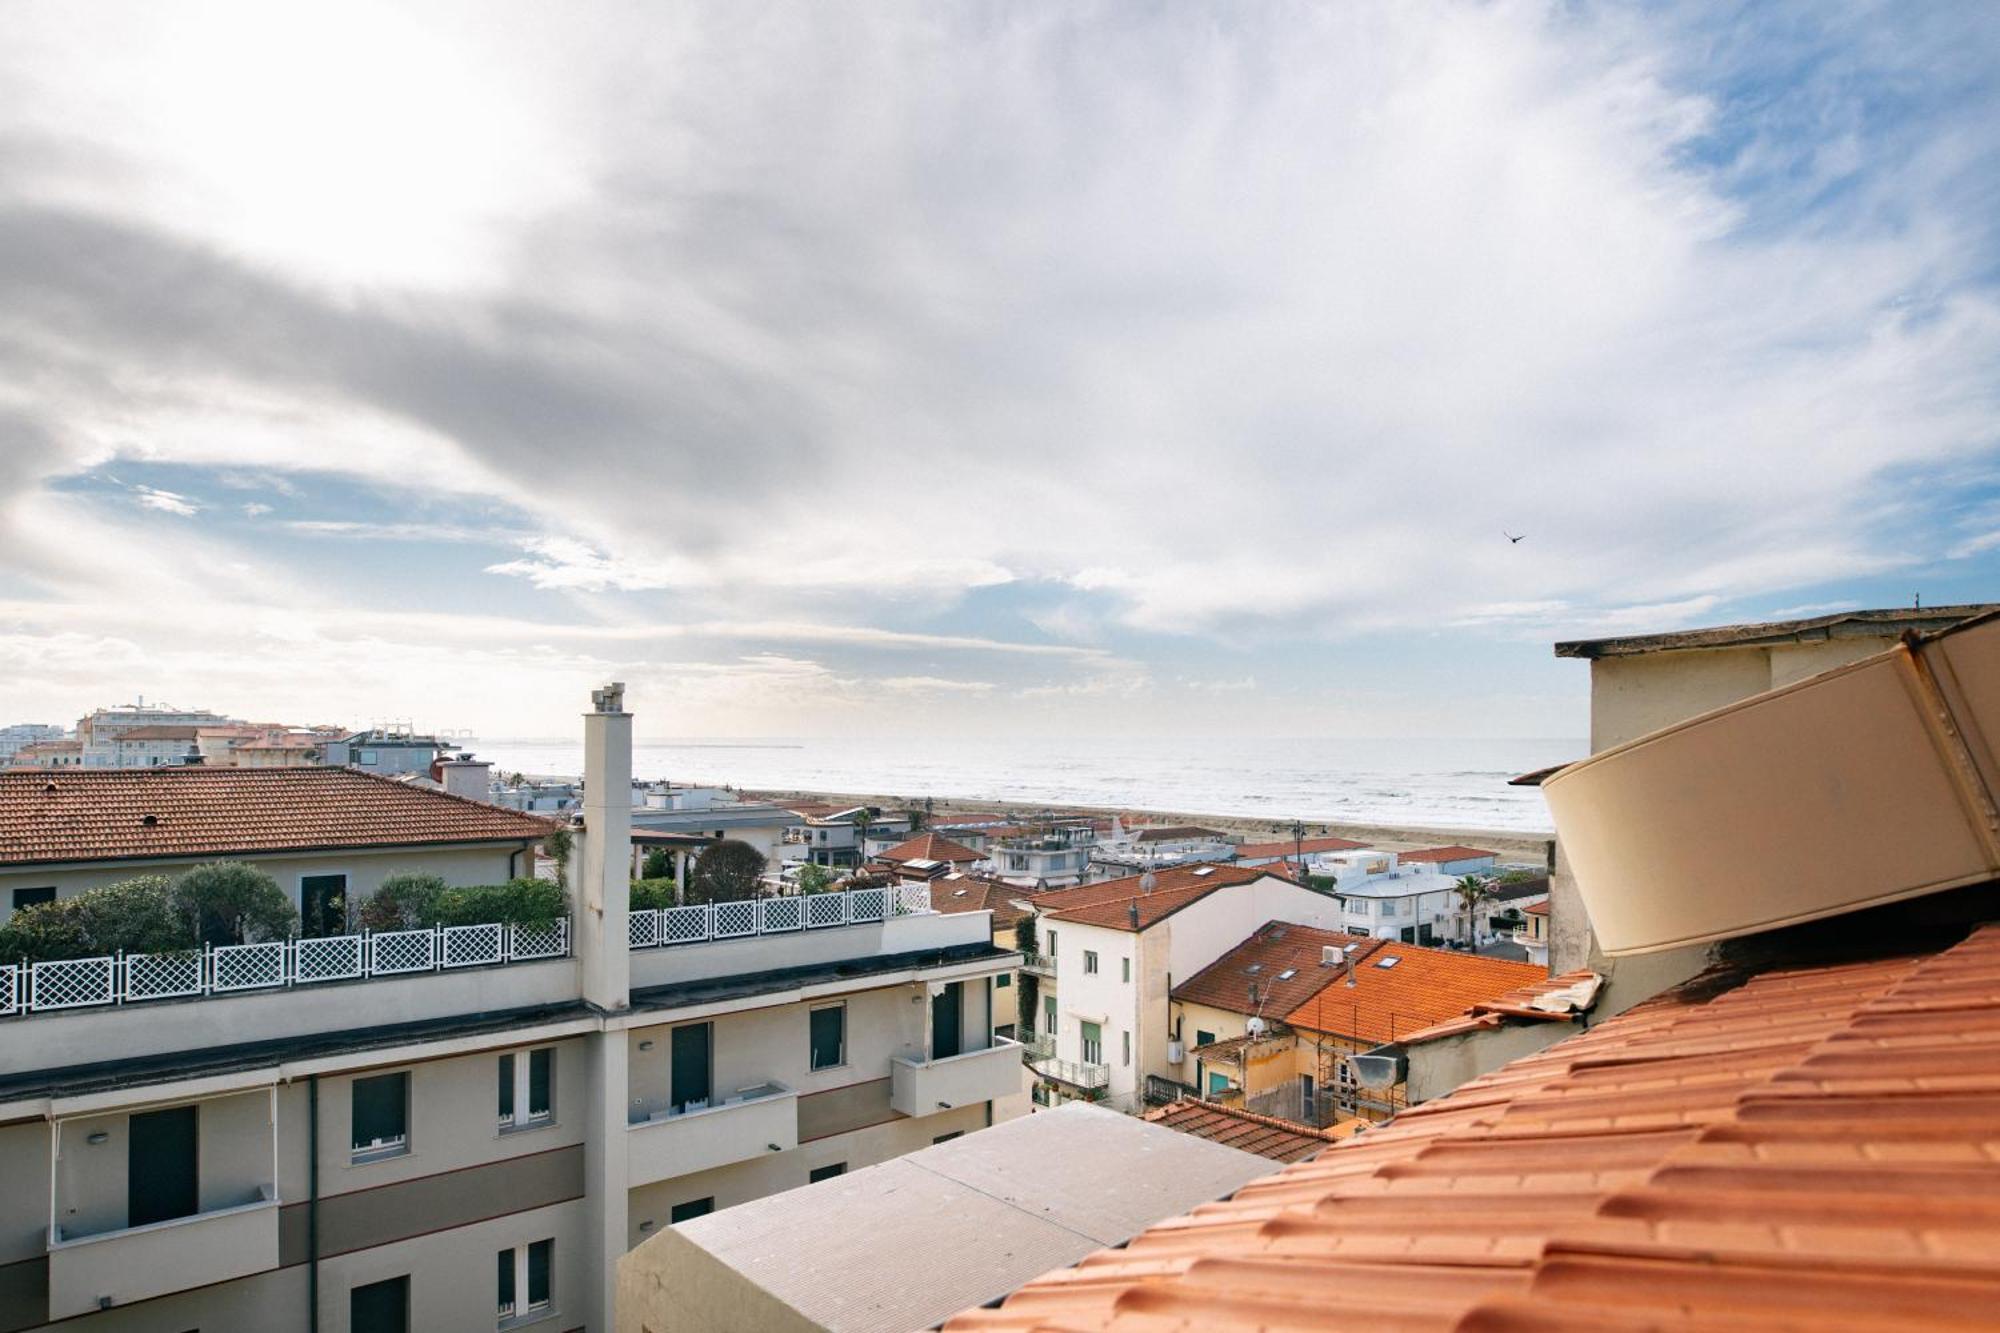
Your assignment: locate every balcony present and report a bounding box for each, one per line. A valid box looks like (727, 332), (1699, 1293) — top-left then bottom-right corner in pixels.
(627, 1081), (798, 1186)
(47, 1191), (278, 1320)
(1018, 951), (1056, 978)
(891, 1037), (1025, 1116)
(1018, 1031), (1055, 1061)
(1029, 1055), (1110, 1090)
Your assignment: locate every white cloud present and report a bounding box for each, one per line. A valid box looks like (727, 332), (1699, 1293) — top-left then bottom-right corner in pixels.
(133, 485), (199, 516)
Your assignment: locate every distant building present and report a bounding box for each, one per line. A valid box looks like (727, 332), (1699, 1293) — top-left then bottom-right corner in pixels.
(1395, 844), (1500, 877)
(9, 737), (83, 768)
(1515, 898), (1550, 965)
(988, 821), (1096, 887)
(1312, 848), (1457, 943)
(0, 724), (64, 763)
(320, 725), (450, 775)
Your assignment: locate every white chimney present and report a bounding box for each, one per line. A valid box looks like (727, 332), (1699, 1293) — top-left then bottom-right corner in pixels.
(440, 754), (491, 803)
(575, 683), (631, 1012)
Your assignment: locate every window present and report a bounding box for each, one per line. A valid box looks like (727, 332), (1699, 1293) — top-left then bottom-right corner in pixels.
(1195, 1029), (1216, 1048)
(932, 1131), (964, 1145)
(11, 886), (54, 912)
(809, 1162), (846, 1183)
(1121, 1030), (1131, 1067)
(350, 1275), (410, 1333)
(498, 1049), (553, 1131)
(1083, 950), (1099, 975)
(1080, 1021), (1102, 1065)
(995, 973), (1010, 988)
(670, 1197), (714, 1224)
(128, 1105), (198, 1227)
(358, 749), (378, 765)
(809, 1005), (845, 1071)
(1121, 957), (1130, 983)
(497, 1238), (553, 1324)
(352, 1072), (409, 1162)
(1047, 929), (1056, 956)
(300, 873), (348, 938)
(1043, 996), (1057, 1031)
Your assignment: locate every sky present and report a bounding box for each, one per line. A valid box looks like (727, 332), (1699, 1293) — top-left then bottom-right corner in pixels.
(1, 1), (1996, 742)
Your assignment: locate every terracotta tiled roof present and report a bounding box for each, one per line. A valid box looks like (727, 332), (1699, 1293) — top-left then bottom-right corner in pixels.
(1143, 1100), (1360, 1164)
(1033, 864), (1267, 931)
(1395, 968), (1602, 1045)
(1284, 945), (1549, 1046)
(1173, 923), (1386, 1017)
(929, 876), (1032, 928)
(1233, 836), (1369, 860)
(0, 767), (557, 867)
(950, 924), (2000, 1332)
(111, 725), (204, 741)
(1524, 899), (1551, 916)
(1398, 844), (1499, 863)
(878, 832), (985, 864)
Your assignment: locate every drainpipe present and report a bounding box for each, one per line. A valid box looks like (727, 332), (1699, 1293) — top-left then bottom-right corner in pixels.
(308, 1074), (320, 1333)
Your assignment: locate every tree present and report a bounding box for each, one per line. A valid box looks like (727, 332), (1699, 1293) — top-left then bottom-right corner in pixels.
(796, 863), (837, 895)
(1450, 875), (1495, 945)
(544, 825), (574, 891)
(640, 847), (673, 880)
(850, 807), (877, 864)
(0, 875), (190, 962)
(1013, 915), (1037, 955)
(174, 861), (298, 947)
(361, 872), (448, 932)
(687, 840), (767, 904)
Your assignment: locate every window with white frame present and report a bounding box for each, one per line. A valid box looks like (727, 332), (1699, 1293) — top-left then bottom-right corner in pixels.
(351, 1072), (408, 1162)
(497, 1049), (553, 1131)
(809, 1004), (845, 1071)
(1081, 1021), (1103, 1064)
(496, 1238), (553, 1324)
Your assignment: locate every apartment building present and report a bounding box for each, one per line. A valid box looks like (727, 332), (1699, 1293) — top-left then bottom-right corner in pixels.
(0, 685), (1021, 1333)
(0, 727), (65, 765)
(1021, 866), (1345, 1111)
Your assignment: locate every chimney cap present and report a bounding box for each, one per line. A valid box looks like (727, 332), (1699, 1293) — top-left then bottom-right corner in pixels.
(590, 682), (627, 714)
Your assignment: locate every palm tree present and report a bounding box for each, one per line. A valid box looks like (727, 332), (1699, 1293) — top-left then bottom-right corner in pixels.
(850, 806), (877, 868)
(1450, 875), (1494, 947)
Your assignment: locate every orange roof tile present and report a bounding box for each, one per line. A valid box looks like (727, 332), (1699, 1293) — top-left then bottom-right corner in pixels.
(1033, 864), (1268, 931)
(928, 875), (1032, 928)
(1173, 923), (1386, 1017)
(949, 923), (2000, 1331)
(1283, 945), (1547, 1046)
(0, 767), (556, 866)
(1144, 1100), (1361, 1163)
(878, 831), (986, 864)
(1399, 844), (1500, 863)
(1396, 968), (1602, 1044)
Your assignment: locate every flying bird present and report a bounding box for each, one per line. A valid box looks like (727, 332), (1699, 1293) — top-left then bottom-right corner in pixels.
(1504, 531), (1525, 544)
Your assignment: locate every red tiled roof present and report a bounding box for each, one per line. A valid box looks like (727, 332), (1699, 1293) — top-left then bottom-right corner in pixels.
(1234, 835), (1369, 860)
(1395, 968), (1602, 1045)
(1524, 899), (1551, 916)
(878, 832), (985, 864)
(1173, 923), (1386, 1017)
(928, 875), (1032, 928)
(110, 725), (204, 741)
(1033, 864), (1268, 931)
(1399, 844), (1499, 863)
(0, 767), (556, 867)
(1143, 1100), (1360, 1164)
(950, 924), (2000, 1331)
(1284, 945), (1549, 1046)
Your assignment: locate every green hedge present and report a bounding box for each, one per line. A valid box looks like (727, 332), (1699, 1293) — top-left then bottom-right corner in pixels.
(630, 878), (678, 911)
(363, 876), (568, 931)
(0, 863), (298, 964)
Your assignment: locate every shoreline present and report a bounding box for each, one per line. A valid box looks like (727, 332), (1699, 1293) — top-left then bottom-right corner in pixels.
(739, 786), (1556, 863)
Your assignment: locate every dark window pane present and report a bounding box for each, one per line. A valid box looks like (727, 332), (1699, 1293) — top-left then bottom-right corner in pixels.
(497, 1249), (514, 1312)
(128, 1105), (198, 1226)
(670, 1197), (714, 1224)
(527, 1238), (552, 1306)
(350, 1275), (409, 1333)
(808, 1162), (846, 1183)
(528, 1049), (552, 1117)
(352, 1073), (407, 1152)
(809, 1007), (843, 1070)
(497, 1054), (515, 1122)
(12, 886), (55, 911)
(670, 1025), (711, 1111)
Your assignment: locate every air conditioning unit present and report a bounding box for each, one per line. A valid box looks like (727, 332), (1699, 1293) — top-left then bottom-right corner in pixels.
(1320, 945), (1340, 966)
(1167, 1040), (1185, 1063)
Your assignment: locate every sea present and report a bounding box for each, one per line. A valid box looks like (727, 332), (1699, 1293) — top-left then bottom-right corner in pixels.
(474, 736), (1584, 836)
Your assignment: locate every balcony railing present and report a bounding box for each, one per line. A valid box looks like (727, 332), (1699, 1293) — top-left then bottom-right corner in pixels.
(891, 1038), (1025, 1116)
(1, 920), (569, 1019)
(1018, 951), (1056, 977)
(1030, 1055), (1110, 1090)
(46, 1189), (279, 1320)
(627, 883), (932, 950)
(1018, 1031), (1055, 1061)
(627, 1081), (798, 1184)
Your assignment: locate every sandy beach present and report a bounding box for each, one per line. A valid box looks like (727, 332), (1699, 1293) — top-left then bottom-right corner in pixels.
(743, 787), (1556, 864)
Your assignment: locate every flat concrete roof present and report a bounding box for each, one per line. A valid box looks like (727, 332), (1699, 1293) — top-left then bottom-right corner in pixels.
(669, 1103), (1277, 1331)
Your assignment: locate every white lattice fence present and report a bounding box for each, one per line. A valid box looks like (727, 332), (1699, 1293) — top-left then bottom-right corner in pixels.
(804, 893), (848, 929)
(629, 911), (661, 949)
(30, 956), (113, 1010)
(510, 920), (568, 959)
(125, 951), (203, 1002)
(0, 964), (17, 1016)
(713, 900), (758, 939)
(371, 929), (436, 975)
(894, 883), (933, 915)
(761, 897), (804, 932)
(848, 887), (888, 923)
(296, 934), (364, 983)
(442, 923), (504, 969)
(212, 942), (287, 992)
(660, 906), (710, 945)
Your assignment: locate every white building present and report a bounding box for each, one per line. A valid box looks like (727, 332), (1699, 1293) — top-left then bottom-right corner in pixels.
(989, 822), (1096, 887)
(0, 724), (64, 764)
(1309, 849), (1464, 944)
(1022, 865), (1347, 1112)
